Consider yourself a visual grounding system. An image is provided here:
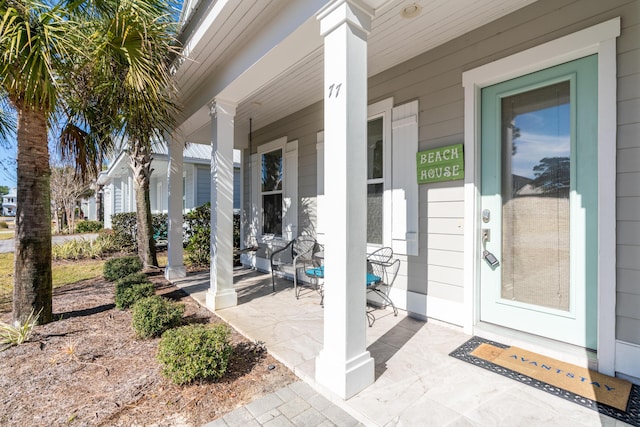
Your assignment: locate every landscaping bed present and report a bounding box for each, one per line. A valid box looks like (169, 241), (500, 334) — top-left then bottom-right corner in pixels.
(0, 269), (297, 426)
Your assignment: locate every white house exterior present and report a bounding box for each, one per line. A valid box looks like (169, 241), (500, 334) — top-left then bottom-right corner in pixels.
(98, 142), (240, 229)
(1, 187), (17, 216)
(165, 0), (640, 399)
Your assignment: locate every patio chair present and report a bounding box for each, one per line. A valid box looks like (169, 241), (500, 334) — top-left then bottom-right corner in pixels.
(366, 247), (400, 326)
(302, 244), (324, 305)
(270, 235), (317, 292)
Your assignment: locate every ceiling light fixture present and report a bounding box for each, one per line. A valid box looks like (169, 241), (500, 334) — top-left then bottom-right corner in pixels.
(401, 3), (422, 19)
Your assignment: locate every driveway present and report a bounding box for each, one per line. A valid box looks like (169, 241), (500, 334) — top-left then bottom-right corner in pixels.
(0, 232), (98, 254)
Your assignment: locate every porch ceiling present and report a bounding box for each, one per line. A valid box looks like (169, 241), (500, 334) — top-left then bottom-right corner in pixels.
(177, 0), (537, 147)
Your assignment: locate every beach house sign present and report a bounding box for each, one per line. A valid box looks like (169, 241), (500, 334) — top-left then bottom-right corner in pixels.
(416, 143), (464, 184)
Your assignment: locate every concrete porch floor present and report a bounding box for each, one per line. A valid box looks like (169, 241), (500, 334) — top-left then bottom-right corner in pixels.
(172, 267), (629, 427)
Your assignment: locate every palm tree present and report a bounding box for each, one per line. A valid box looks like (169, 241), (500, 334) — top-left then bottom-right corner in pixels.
(61, 0), (180, 269)
(0, 0), (81, 324)
(95, 0), (179, 268)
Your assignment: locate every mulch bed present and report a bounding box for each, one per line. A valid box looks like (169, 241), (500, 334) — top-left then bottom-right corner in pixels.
(0, 270), (297, 426)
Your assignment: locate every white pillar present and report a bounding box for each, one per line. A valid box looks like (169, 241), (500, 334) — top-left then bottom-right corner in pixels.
(315, 0), (374, 400)
(165, 134), (186, 280)
(206, 99), (238, 310)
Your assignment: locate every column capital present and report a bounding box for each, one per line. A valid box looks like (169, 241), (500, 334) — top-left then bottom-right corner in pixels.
(208, 98), (238, 118)
(317, 0), (374, 38)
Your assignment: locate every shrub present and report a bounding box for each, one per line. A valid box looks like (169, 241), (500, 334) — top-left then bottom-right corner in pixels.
(111, 213), (137, 249)
(112, 212), (170, 250)
(52, 232), (120, 260)
(184, 203), (211, 266)
(104, 256), (143, 281)
(76, 220), (103, 233)
(0, 221), (7, 229)
(115, 282), (154, 311)
(157, 324), (233, 385)
(132, 296), (184, 339)
(114, 272), (153, 310)
(0, 310), (39, 352)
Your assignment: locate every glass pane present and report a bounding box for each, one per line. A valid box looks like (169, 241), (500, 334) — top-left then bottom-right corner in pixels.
(367, 183), (383, 245)
(501, 81), (571, 311)
(368, 118), (383, 180)
(263, 193), (282, 236)
(262, 149), (283, 192)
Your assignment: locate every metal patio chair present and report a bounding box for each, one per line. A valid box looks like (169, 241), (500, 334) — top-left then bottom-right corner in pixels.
(366, 247), (400, 326)
(269, 235), (317, 292)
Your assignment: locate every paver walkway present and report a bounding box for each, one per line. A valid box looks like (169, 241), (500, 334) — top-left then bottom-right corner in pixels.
(203, 381), (363, 427)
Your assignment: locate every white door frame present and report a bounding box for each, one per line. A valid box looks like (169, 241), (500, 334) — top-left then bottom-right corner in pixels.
(462, 18), (620, 375)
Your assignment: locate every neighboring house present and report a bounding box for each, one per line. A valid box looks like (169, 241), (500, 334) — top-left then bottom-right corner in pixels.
(164, 0), (640, 399)
(1, 187), (16, 216)
(97, 141), (240, 229)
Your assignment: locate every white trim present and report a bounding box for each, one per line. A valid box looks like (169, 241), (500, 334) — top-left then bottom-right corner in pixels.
(367, 97), (393, 250)
(406, 291), (464, 326)
(615, 341), (640, 384)
(316, 131), (325, 244)
(462, 18), (620, 374)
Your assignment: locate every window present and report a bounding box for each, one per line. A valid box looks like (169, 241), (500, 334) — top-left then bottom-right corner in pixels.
(366, 98), (393, 248)
(252, 137), (298, 242)
(261, 148), (283, 236)
(367, 117), (384, 245)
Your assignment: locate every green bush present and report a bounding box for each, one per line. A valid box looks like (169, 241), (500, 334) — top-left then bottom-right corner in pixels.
(104, 256), (143, 281)
(184, 203), (211, 266)
(0, 221), (7, 229)
(115, 272), (153, 310)
(115, 282), (154, 311)
(111, 213), (137, 249)
(157, 324), (233, 385)
(76, 220), (103, 233)
(112, 212), (170, 250)
(132, 296), (184, 339)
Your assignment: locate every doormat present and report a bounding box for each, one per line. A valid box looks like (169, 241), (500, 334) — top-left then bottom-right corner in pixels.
(450, 336), (640, 426)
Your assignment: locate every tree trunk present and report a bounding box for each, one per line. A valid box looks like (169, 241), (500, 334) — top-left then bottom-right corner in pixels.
(129, 141), (157, 268)
(13, 106), (53, 325)
(96, 185), (103, 222)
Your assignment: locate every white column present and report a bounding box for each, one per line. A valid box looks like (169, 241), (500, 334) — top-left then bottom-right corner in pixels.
(206, 99), (238, 310)
(165, 134), (186, 280)
(315, 0), (374, 400)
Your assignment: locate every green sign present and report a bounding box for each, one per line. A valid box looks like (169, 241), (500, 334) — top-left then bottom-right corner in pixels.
(416, 143), (464, 184)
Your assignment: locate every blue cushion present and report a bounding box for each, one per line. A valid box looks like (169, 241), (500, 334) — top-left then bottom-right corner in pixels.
(366, 273), (382, 286)
(305, 267), (380, 285)
(305, 266), (324, 277)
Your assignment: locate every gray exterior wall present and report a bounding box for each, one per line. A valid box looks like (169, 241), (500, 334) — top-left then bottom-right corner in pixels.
(244, 0), (639, 344)
(195, 164), (211, 207)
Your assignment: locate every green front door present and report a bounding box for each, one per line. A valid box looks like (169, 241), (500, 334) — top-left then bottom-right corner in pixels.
(480, 55), (598, 349)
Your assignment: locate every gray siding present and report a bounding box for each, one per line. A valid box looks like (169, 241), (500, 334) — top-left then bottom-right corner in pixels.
(243, 0), (640, 342)
(195, 165), (211, 207)
(366, 0), (640, 338)
(250, 102), (323, 237)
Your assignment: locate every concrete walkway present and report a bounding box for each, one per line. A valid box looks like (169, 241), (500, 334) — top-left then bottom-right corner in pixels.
(0, 232), (98, 253)
(173, 268), (632, 427)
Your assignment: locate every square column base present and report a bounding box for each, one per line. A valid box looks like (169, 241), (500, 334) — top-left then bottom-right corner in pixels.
(316, 349), (374, 399)
(164, 265), (186, 281)
(206, 288), (238, 311)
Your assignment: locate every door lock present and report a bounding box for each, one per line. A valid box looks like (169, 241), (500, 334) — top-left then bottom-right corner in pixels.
(482, 209), (491, 223)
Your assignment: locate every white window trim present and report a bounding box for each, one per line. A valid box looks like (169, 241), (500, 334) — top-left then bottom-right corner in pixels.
(254, 136), (298, 242)
(367, 97), (393, 251)
(462, 18), (620, 375)
(257, 137), (286, 240)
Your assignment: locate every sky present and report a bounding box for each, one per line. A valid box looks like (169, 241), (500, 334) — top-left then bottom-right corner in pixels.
(511, 103), (571, 179)
(0, 0), (187, 190)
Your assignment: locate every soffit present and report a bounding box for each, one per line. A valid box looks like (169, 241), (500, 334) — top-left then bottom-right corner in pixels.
(178, 0), (538, 144)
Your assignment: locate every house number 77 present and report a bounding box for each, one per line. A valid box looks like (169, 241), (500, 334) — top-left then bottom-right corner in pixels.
(328, 83), (342, 98)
